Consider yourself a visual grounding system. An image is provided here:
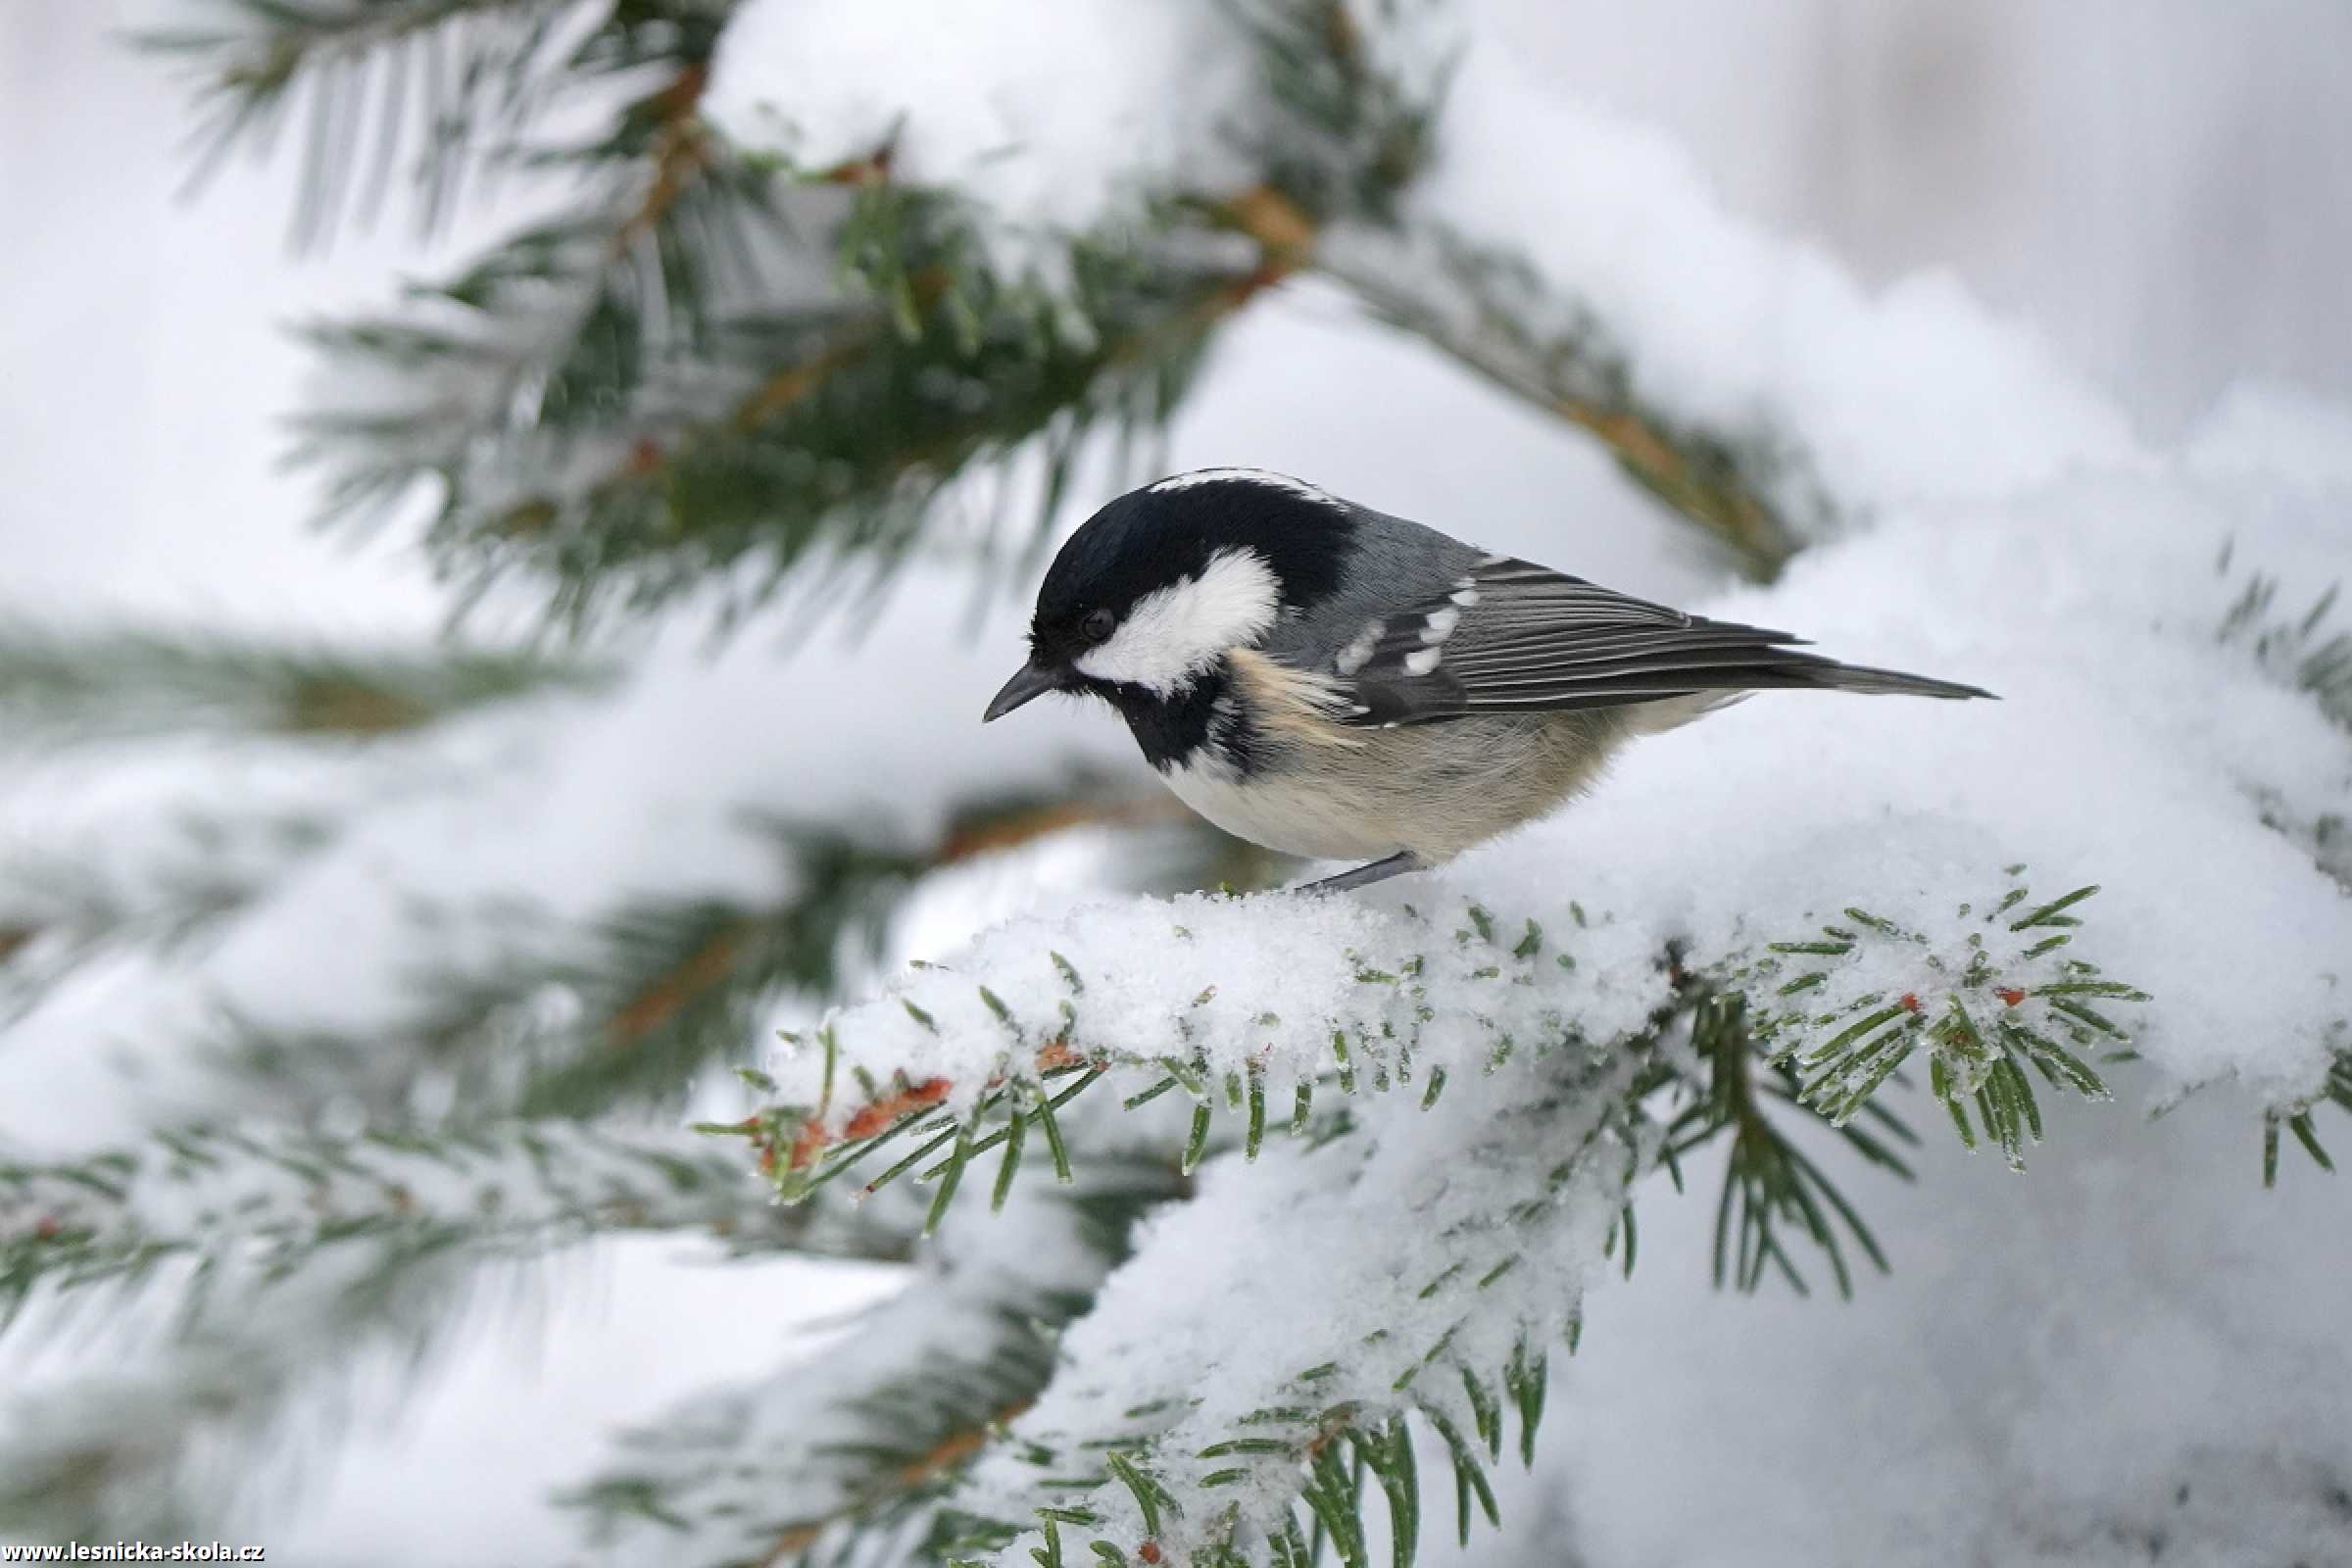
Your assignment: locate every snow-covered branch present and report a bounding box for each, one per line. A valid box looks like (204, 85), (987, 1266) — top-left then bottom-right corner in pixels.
(941, 1045), (1647, 1566)
(568, 1142), (1186, 1567)
(0, 1119), (898, 1326)
(0, 620), (605, 747)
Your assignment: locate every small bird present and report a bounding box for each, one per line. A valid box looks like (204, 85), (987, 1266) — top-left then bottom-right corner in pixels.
(984, 469), (1992, 893)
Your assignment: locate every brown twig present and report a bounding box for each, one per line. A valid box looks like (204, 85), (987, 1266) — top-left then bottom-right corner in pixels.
(607, 921), (754, 1046)
(760, 1398), (1035, 1565)
(611, 62), (712, 255)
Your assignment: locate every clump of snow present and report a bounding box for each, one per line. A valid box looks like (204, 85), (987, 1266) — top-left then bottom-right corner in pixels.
(1385, 23), (2150, 524)
(765, 884), (1670, 1134)
(2185, 381), (2352, 491)
(953, 1045), (1642, 1561)
(1455, 1087), (2352, 1568)
(1447, 469), (2351, 1105)
(707, 0), (1262, 271)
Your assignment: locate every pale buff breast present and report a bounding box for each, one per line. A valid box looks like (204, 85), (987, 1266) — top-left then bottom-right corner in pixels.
(1162, 706), (1639, 864)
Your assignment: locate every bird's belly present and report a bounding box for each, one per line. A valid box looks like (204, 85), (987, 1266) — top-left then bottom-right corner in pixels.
(1159, 711), (1631, 865)
(1160, 760), (1405, 860)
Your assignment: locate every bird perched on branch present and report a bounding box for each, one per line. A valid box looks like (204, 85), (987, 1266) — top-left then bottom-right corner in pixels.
(985, 469), (1992, 892)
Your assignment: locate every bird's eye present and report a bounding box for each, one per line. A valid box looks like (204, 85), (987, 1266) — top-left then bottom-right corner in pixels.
(1081, 608), (1116, 643)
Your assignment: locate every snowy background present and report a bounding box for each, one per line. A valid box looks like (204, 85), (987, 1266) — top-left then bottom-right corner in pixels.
(3, 2), (2349, 1562)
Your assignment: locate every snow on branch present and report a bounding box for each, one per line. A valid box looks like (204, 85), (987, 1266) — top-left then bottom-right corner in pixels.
(2217, 556), (2352, 891)
(1732, 876), (2144, 1169)
(0, 806), (335, 1025)
(706, 431), (2351, 1559)
(705, 865), (2167, 1559)
(0, 1118), (898, 1328)
(745, 892), (1662, 1205)
(1399, 29), (2148, 524)
(294, 136), (1242, 626)
(0, 620), (606, 747)
(567, 1143), (1187, 1567)
(1317, 222), (1811, 581)
(0, 586), (1208, 1135)
(748, 868), (2153, 1222)
(2265, 1046), (2352, 1188)
(159, 785), (1236, 1132)
(935, 1039), (1651, 1566)
(140, 0), (726, 247)
(271, 0), (1471, 625)
(0, 1110), (895, 1543)
(188, 822), (935, 1125)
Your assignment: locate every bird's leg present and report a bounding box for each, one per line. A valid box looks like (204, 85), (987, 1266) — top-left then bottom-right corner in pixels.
(1295, 852), (1423, 894)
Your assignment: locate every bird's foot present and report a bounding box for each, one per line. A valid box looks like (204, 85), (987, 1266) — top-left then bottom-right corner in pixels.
(1293, 851), (1423, 894)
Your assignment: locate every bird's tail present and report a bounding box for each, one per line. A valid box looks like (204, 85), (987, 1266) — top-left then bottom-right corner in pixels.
(1629, 651), (1994, 733)
(1791, 658), (1997, 700)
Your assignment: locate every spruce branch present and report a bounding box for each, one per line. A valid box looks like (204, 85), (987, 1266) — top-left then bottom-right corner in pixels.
(2220, 565), (2352, 733)
(739, 894), (1625, 1218)
(194, 786), (1251, 1127)
(0, 1112), (894, 1543)
(929, 1034), (1656, 1567)
(0, 807), (336, 1023)
(295, 145), (1247, 628)
(1239, 2), (1821, 574)
(2263, 1041), (2352, 1188)
(1663, 991), (1913, 1300)
(565, 1152), (1185, 1568)
(703, 871), (2125, 1562)
(1729, 874), (2143, 1169)
(1315, 222), (1811, 580)
(247, 0), (1466, 628)
(742, 871), (2119, 1231)
(164, 0), (1847, 624)
(737, 866), (2140, 1330)
(0, 777), (1233, 1544)
(140, 0), (740, 245)
(0, 1118), (899, 1329)
(1218, 0), (1446, 222)
(0, 620), (607, 746)
(2217, 559), (2352, 889)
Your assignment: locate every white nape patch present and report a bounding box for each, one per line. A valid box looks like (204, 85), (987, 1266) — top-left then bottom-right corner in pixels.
(1076, 547), (1281, 696)
(1404, 648), (1444, 676)
(1149, 467), (1347, 512)
(1420, 607), (1460, 643)
(1334, 618), (1386, 675)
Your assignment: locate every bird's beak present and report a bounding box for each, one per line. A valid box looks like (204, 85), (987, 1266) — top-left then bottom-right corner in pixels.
(983, 659), (1060, 722)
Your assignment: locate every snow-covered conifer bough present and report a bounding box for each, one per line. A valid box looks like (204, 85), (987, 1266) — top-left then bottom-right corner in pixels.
(983, 468), (1993, 892)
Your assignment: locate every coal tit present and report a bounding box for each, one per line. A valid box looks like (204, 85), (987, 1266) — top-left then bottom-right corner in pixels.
(984, 468), (1992, 892)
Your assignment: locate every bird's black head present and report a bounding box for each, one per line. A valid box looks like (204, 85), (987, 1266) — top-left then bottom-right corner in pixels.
(982, 469), (1357, 723)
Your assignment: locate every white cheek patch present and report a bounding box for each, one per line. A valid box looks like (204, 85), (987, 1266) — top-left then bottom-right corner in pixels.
(1075, 548), (1281, 695)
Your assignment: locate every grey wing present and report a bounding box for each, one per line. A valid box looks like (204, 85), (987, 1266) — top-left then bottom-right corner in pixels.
(1335, 557), (1989, 726)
